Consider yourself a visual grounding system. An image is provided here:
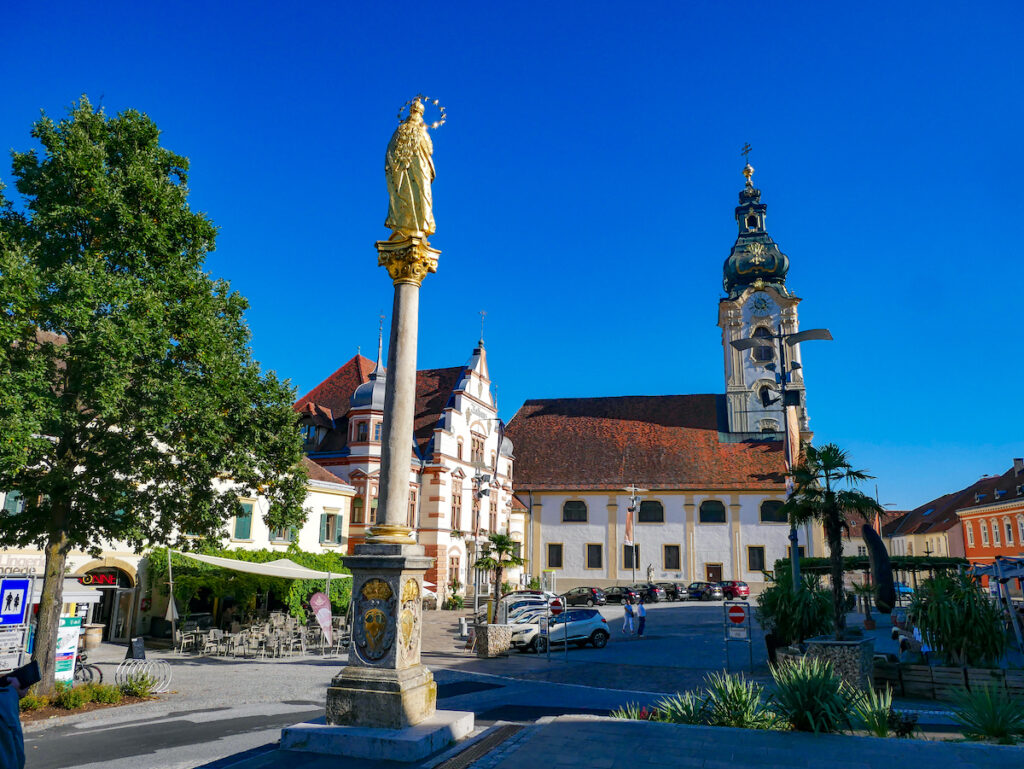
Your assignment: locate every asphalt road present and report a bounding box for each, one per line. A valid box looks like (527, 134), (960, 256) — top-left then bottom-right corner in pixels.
(24, 601), (896, 769)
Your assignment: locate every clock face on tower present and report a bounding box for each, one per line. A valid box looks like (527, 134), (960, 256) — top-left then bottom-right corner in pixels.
(750, 292), (772, 316)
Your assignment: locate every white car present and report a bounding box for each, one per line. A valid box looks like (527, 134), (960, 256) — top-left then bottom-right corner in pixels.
(510, 608), (611, 653)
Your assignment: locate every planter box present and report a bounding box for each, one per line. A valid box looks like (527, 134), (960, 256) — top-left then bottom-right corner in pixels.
(474, 623), (512, 658)
(900, 665), (935, 699)
(1003, 669), (1024, 697)
(872, 659), (902, 696)
(805, 636), (875, 691)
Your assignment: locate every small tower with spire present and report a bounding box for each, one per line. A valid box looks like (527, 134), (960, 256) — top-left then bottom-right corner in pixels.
(348, 320), (388, 452)
(718, 153), (811, 439)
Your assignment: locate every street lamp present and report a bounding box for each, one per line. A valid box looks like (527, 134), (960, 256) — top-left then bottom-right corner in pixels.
(731, 324), (832, 589)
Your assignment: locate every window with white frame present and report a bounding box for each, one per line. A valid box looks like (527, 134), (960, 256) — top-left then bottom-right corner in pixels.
(320, 509), (344, 545)
(966, 521), (975, 548)
(1005, 520), (1014, 546)
(982, 522), (990, 546)
(993, 520), (1001, 546)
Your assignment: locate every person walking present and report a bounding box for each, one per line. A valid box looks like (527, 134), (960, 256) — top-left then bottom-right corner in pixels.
(637, 598), (647, 639)
(1, 675), (27, 769)
(622, 598), (635, 635)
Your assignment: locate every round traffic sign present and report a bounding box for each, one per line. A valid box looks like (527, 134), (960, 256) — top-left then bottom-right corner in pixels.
(728, 605), (746, 624)
(550, 599), (564, 616)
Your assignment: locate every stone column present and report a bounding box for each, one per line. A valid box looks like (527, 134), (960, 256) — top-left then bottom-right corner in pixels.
(325, 233), (440, 730)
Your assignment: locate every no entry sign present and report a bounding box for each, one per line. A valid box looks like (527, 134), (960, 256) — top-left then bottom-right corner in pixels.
(728, 604), (747, 624)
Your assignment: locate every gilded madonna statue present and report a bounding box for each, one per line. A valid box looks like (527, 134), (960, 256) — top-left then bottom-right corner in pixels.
(385, 99), (436, 238)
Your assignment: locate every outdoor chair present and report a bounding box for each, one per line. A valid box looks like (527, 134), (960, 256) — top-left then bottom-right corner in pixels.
(175, 629), (197, 654)
(201, 628), (225, 655)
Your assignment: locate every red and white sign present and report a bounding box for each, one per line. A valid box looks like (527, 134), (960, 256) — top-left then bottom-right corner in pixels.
(549, 598), (564, 616)
(728, 605), (747, 624)
(309, 592), (333, 645)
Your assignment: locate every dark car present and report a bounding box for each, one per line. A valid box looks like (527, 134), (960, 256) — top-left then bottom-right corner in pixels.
(562, 586), (607, 606)
(719, 580), (750, 600)
(604, 586), (640, 604)
(656, 582), (687, 601)
(687, 581), (724, 601)
(630, 583), (666, 603)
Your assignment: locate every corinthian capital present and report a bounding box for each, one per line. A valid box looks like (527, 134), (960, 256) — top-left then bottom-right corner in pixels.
(375, 234), (440, 287)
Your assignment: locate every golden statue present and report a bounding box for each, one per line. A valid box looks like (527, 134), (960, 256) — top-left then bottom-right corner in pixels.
(385, 98), (438, 238)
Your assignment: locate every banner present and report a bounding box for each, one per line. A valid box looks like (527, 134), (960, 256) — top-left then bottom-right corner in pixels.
(624, 505), (635, 547)
(309, 591), (333, 645)
(55, 616), (82, 683)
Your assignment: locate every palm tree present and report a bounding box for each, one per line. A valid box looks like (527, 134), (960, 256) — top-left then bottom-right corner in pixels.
(474, 532), (525, 606)
(781, 443), (884, 638)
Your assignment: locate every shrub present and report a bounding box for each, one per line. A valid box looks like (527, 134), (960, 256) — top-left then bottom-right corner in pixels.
(84, 682), (123, 704)
(18, 693), (50, 712)
(951, 685), (1024, 743)
(888, 708), (918, 738)
(119, 672), (158, 698)
(442, 595), (464, 610)
(770, 657), (854, 733)
(53, 682), (92, 710)
(703, 672), (777, 729)
(609, 702), (659, 721)
(854, 686), (893, 737)
(755, 569), (833, 646)
(909, 572), (1007, 667)
(655, 692), (708, 725)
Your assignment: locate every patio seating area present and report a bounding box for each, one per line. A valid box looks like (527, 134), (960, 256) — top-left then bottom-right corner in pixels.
(173, 611), (349, 658)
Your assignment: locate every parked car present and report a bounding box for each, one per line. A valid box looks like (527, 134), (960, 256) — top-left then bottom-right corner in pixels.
(510, 608), (610, 652)
(562, 586), (607, 606)
(498, 593), (563, 623)
(630, 583), (666, 603)
(656, 582), (687, 601)
(686, 581), (724, 601)
(604, 586), (641, 604)
(719, 580), (750, 600)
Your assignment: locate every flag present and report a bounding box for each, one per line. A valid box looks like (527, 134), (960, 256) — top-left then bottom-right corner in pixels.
(624, 505), (635, 546)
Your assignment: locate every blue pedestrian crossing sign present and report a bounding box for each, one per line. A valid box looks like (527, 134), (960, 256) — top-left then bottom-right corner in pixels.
(0, 578), (30, 626)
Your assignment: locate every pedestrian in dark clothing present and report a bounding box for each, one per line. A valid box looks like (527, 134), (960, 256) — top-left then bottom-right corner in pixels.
(637, 598), (647, 638)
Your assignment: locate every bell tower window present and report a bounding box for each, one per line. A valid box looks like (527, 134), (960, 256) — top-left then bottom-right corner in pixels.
(752, 326), (774, 363)
(746, 214), (758, 229)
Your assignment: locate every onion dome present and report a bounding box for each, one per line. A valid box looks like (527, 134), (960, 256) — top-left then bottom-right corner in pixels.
(350, 331), (387, 410)
(723, 163), (790, 297)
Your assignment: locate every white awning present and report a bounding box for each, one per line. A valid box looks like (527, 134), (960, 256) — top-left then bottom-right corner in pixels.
(172, 551), (350, 581)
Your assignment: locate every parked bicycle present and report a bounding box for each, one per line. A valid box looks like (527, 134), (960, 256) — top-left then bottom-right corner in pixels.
(74, 650), (103, 684)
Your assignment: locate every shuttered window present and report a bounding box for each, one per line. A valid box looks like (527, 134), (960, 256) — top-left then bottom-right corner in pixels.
(233, 503), (253, 540)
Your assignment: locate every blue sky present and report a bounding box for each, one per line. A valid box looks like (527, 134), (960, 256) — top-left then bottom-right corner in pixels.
(3, 1), (1021, 509)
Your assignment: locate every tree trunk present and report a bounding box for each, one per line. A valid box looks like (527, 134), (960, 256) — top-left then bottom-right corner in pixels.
(32, 532), (69, 694)
(494, 565), (504, 603)
(827, 520), (845, 638)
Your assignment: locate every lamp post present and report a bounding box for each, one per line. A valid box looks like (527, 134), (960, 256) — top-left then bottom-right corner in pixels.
(624, 483), (647, 585)
(731, 325), (832, 589)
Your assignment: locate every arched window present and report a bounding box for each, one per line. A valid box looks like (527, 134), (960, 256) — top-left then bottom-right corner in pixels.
(1018, 517), (1024, 544)
(752, 326), (774, 363)
(1006, 520), (1014, 546)
(760, 500), (787, 523)
(456, 440), (464, 460)
(993, 520), (1001, 546)
(699, 500), (727, 523)
(356, 421), (368, 442)
(965, 521), (975, 548)
(981, 523), (990, 546)
(638, 500), (664, 523)
(746, 214), (758, 228)
(562, 500), (587, 522)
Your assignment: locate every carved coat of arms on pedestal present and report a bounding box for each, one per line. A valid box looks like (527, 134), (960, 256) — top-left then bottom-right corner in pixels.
(399, 578), (421, 661)
(353, 578), (397, 662)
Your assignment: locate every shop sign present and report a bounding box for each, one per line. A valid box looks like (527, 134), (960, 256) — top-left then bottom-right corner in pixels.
(55, 616), (83, 683)
(78, 573), (118, 587)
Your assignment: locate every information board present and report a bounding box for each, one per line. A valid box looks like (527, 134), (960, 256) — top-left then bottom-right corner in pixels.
(55, 616), (83, 683)
(0, 626), (25, 672)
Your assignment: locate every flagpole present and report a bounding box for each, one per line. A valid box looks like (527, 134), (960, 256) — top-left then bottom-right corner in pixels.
(167, 548), (177, 644)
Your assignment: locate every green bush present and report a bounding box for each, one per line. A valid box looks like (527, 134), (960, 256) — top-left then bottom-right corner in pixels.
(53, 682), (92, 710)
(655, 692), (708, 725)
(18, 693), (50, 712)
(854, 686), (893, 737)
(756, 568), (834, 646)
(609, 702), (659, 721)
(770, 657), (854, 733)
(119, 672), (158, 698)
(84, 682), (123, 704)
(442, 595), (465, 610)
(703, 672), (777, 729)
(951, 685), (1024, 743)
(909, 572), (1007, 667)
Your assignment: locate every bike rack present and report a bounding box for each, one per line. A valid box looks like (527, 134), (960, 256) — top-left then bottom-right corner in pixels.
(115, 659), (173, 693)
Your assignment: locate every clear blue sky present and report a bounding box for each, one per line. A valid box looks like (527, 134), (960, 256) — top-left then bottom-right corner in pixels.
(3, 1), (1021, 509)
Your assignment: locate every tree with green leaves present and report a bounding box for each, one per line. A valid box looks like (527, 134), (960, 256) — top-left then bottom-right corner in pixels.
(474, 532), (524, 605)
(780, 443), (883, 638)
(0, 97), (306, 691)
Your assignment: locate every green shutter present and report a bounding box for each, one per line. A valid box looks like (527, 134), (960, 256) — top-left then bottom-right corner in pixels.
(335, 514), (344, 544)
(234, 503), (253, 540)
(319, 514), (328, 542)
(3, 491), (23, 514)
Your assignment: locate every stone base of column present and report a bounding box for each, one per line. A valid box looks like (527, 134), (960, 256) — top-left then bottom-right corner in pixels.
(326, 663), (437, 729)
(281, 710), (474, 763)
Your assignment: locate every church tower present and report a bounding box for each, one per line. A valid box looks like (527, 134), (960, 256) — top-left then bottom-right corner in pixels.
(717, 163), (810, 439)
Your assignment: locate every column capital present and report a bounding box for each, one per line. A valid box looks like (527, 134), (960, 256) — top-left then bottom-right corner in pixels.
(376, 233), (440, 286)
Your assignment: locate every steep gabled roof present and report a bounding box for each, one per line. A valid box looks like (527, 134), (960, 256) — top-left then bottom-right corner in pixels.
(505, 394), (785, 491)
(293, 355), (375, 420)
(413, 367), (465, 457)
(301, 456), (347, 486)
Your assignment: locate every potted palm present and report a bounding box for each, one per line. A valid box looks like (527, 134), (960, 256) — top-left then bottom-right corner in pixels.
(780, 443), (884, 689)
(473, 533), (526, 658)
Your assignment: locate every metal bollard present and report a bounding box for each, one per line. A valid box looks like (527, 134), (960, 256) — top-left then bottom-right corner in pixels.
(458, 617), (468, 638)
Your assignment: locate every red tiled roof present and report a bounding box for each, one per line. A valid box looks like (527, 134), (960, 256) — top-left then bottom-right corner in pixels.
(413, 367), (464, 457)
(293, 355), (375, 419)
(301, 456), (346, 485)
(505, 394), (785, 491)
(887, 469), (1020, 537)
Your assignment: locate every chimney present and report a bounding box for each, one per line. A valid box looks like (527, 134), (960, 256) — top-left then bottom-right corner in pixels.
(1014, 458), (1024, 477)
